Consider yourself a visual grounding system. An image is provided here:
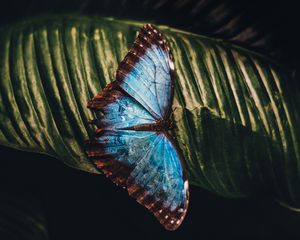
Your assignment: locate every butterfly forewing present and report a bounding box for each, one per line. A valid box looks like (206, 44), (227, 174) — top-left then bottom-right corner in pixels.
(87, 83), (155, 130)
(116, 24), (174, 119)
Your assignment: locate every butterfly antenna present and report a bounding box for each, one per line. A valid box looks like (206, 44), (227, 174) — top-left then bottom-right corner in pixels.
(167, 107), (178, 130)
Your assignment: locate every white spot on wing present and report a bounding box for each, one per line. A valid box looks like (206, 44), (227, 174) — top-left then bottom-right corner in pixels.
(169, 60), (175, 70)
(178, 208), (184, 213)
(184, 181), (188, 192)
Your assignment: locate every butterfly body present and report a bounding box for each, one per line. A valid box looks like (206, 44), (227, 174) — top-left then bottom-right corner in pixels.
(124, 119), (174, 132)
(86, 24), (189, 231)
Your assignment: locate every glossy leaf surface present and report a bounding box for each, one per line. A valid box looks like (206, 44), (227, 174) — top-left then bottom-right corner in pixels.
(0, 16), (299, 208)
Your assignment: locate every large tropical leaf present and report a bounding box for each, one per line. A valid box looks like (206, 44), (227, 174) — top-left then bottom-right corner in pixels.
(0, 16), (299, 209)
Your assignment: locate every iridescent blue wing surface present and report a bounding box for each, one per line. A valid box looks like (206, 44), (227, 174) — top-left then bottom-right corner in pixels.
(87, 82), (155, 130)
(116, 24), (174, 119)
(86, 130), (189, 230)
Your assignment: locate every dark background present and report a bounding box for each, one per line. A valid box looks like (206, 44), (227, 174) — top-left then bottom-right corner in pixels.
(2, 145), (300, 240)
(1, 0), (300, 239)
(1, 0), (300, 66)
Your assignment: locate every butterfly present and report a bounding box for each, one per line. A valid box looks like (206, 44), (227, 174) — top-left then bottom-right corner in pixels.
(86, 24), (189, 231)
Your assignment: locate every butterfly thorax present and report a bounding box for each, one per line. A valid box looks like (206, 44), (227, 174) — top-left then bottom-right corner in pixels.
(125, 119), (174, 132)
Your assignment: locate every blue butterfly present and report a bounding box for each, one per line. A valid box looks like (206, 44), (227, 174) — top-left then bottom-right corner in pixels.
(86, 24), (189, 231)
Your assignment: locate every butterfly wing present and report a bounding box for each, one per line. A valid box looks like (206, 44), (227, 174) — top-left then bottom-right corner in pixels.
(116, 24), (174, 119)
(87, 83), (155, 130)
(86, 130), (189, 230)
(86, 24), (189, 230)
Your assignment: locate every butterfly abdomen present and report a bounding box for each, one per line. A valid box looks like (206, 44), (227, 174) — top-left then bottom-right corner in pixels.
(122, 119), (173, 132)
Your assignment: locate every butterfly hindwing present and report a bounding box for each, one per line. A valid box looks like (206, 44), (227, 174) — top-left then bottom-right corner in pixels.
(116, 24), (174, 119)
(86, 130), (189, 230)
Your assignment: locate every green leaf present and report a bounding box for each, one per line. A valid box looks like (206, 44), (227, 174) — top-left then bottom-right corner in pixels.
(0, 16), (299, 208)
